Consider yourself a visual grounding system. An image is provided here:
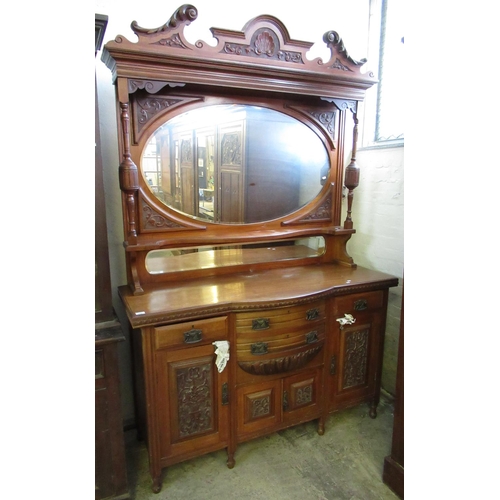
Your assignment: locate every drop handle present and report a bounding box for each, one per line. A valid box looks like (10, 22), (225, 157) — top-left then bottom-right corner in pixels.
(336, 314), (356, 329)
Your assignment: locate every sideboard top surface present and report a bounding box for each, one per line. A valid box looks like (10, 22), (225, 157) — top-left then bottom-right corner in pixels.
(119, 264), (398, 328)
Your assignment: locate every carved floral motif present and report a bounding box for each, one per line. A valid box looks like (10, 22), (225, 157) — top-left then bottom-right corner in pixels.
(142, 203), (183, 229)
(135, 96), (183, 133)
(343, 329), (369, 389)
(223, 29), (303, 64)
(310, 111), (336, 135)
(176, 364), (213, 438)
(251, 395), (271, 418)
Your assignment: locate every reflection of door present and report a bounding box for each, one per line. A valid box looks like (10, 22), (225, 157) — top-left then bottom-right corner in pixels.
(178, 132), (195, 216)
(217, 121), (245, 223)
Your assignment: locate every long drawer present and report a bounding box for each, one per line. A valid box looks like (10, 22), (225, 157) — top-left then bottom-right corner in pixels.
(235, 300), (326, 335)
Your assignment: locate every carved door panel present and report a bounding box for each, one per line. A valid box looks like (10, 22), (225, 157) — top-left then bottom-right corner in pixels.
(236, 379), (282, 439)
(156, 344), (229, 461)
(328, 310), (383, 411)
(282, 368), (323, 425)
(217, 121), (245, 223)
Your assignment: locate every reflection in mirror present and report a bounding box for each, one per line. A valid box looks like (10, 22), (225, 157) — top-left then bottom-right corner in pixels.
(141, 105), (330, 224)
(146, 237), (325, 275)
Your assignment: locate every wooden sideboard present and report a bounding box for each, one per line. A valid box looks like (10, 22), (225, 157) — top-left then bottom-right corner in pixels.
(119, 264), (397, 492)
(101, 4), (400, 493)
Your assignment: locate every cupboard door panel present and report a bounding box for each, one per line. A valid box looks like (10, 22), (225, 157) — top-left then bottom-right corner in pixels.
(237, 379), (281, 439)
(328, 310), (383, 411)
(283, 368), (322, 424)
(156, 344), (229, 461)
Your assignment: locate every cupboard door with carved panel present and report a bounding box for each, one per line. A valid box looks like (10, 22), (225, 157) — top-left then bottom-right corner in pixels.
(153, 317), (230, 466)
(328, 291), (387, 418)
(155, 343), (230, 463)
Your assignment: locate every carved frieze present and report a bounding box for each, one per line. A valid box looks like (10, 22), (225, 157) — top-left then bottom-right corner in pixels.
(223, 28), (303, 64)
(238, 343), (323, 375)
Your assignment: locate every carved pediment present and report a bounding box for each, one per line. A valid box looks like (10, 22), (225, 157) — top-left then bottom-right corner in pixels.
(101, 4), (376, 99)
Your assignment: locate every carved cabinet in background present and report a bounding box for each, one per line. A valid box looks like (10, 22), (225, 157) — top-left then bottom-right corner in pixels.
(102, 5), (398, 494)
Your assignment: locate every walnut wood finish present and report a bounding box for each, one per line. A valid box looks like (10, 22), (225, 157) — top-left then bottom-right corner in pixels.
(102, 6), (398, 494)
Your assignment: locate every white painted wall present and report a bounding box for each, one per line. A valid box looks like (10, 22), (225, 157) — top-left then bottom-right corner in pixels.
(95, 0), (403, 421)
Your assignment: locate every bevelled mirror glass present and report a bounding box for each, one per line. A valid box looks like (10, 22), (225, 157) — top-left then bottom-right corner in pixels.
(141, 104), (330, 224)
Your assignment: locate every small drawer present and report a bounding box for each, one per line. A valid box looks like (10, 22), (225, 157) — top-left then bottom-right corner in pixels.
(154, 316), (228, 350)
(235, 300), (325, 335)
(333, 291), (384, 315)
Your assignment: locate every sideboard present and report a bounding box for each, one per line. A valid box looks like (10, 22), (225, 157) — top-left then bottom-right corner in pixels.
(102, 5), (399, 492)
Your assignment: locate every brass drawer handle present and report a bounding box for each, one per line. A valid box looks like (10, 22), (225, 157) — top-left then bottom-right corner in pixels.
(305, 331), (319, 344)
(354, 299), (368, 311)
(250, 342), (269, 355)
(306, 308), (320, 320)
(183, 328), (203, 343)
(252, 318), (270, 330)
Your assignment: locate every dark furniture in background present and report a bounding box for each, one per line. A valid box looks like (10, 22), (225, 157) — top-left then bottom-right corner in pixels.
(383, 291), (404, 498)
(95, 13), (130, 500)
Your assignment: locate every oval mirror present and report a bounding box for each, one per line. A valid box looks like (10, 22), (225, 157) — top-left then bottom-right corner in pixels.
(141, 104), (330, 224)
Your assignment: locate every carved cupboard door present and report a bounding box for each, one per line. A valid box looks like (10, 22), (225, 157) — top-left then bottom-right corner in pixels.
(328, 292), (386, 413)
(282, 368), (323, 425)
(156, 344), (229, 463)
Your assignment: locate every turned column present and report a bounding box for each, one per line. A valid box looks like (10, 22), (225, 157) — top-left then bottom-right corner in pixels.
(344, 108), (359, 230)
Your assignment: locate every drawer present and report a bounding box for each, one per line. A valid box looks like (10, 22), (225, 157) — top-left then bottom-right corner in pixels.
(154, 316), (228, 350)
(333, 291), (384, 315)
(235, 300), (325, 335)
(236, 322), (325, 357)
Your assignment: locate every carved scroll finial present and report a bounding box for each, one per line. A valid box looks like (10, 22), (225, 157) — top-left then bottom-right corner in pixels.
(323, 30), (367, 68)
(131, 4), (198, 35)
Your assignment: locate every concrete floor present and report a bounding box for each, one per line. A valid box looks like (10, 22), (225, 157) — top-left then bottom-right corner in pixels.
(124, 395), (399, 500)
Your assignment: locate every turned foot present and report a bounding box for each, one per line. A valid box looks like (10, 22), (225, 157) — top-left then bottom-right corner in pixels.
(369, 403), (378, 419)
(152, 474), (162, 493)
(227, 450), (236, 469)
(317, 418), (325, 435)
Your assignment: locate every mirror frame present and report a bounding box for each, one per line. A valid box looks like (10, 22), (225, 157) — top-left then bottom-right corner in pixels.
(102, 5), (376, 293)
(136, 95), (337, 227)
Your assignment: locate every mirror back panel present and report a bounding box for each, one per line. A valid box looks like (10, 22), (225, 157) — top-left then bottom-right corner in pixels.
(101, 4), (376, 292)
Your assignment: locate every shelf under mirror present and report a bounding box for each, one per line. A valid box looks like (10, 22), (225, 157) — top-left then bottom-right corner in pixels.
(146, 237), (325, 275)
